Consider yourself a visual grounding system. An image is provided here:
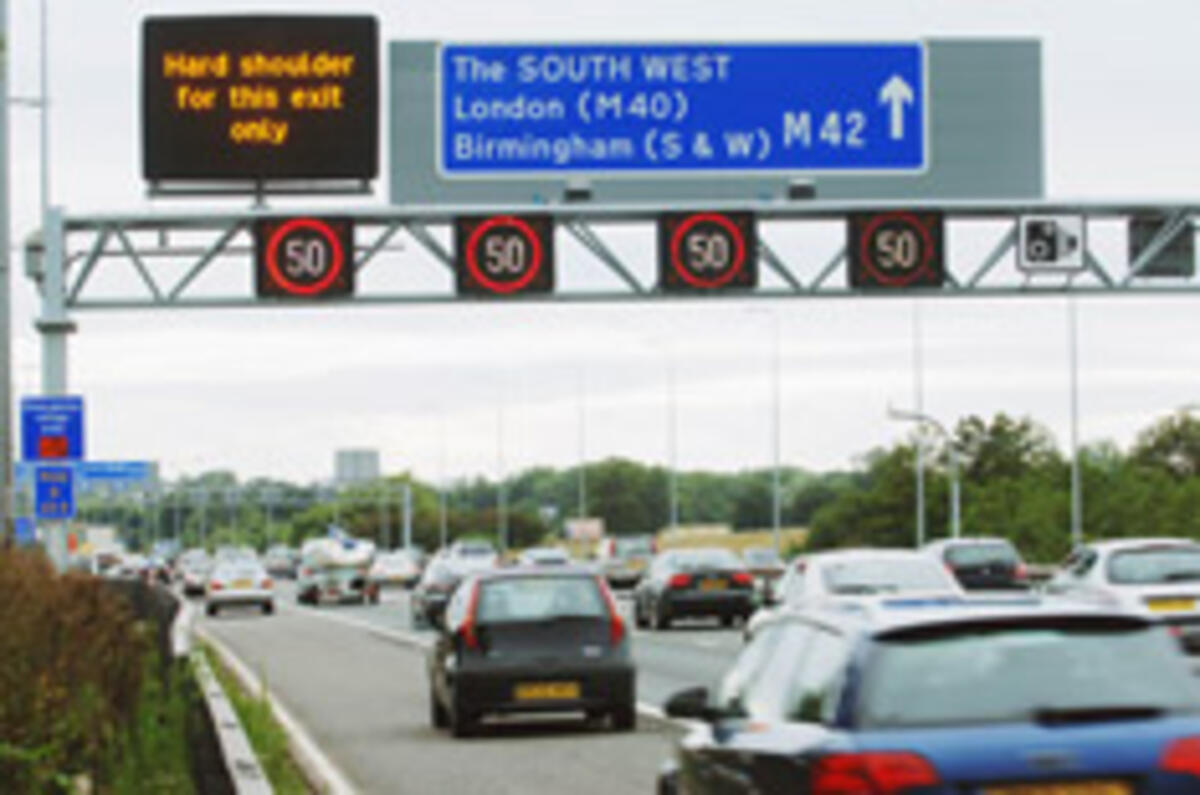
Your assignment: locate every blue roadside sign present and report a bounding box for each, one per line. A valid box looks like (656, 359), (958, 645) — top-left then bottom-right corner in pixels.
(21, 396), (85, 461)
(440, 43), (926, 174)
(35, 466), (75, 520)
(13, 517), (36, 546)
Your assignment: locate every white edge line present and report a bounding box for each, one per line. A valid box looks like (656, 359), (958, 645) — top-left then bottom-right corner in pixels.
(195, 622), (360, 795)
(278, 601), (695, 731)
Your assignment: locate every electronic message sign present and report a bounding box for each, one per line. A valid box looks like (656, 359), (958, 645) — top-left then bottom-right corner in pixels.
(21, 396), (84, 461)
(848, 211), (945, 288)
(255, 217), (354, 298)
(454, 215), (555, 296)
(142, 16), (379, 182)
(658, 212), (757, 292)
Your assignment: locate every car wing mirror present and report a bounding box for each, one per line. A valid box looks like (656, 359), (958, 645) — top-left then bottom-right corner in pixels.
(664, 686), (714, 721)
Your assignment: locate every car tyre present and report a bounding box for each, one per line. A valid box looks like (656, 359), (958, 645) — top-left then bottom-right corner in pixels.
(430, 690), (449, 729)
(450, 701), (478, 739)
(206, 603), (218, 617)
(634, 601), (649, 630)
(262, 602), (274, 615)
(611, 702), (636, 732)
(653, 602), (672, 631)
(720, 614), (735, 628)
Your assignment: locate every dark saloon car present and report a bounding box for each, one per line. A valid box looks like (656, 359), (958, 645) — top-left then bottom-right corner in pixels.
(411, 558), (464, 630)
(924, 536), (1030, 591)
(659, 604), (1200, 794)
(633, 548), (755, 630)
(427, 566), (635, 738)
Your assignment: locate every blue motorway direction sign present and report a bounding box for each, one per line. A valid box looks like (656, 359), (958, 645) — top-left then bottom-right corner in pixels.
(21, 396), (85, 461)
(13, 517), (36, 546)
(35, 466), (75, 520)
(440, 43), (926, 175)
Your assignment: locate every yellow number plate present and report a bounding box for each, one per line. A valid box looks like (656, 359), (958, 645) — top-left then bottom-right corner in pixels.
(513, 682), (581, 701)
(700, 578), (727, 591)
(984, 781), (1131, 795)
(232, 579), (253, 589)
(1147, 598), (1196, 612)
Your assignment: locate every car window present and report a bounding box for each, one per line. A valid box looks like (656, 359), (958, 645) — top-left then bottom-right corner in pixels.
(821, 558), (955, 594)
(1069, 549), (1098, 578)
(735, 622), (820, 720)
(743, 548), (782, 567)
(858, 620), (1200, 729)
(945, 542), (1020, 567)
(1107, 546), (1200, 585)
(476, 577), (606, 623)
(788, 628), (852, 725)
(719, 622), (787, 715)
(672, 549), (742, 572)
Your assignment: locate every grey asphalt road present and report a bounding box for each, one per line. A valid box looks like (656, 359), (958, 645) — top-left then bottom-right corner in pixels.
(267, 581), (746, 707)
(197, 584), (686, 795)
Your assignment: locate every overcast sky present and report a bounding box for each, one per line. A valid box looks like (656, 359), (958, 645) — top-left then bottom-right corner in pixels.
(9, 0), (1200, 484)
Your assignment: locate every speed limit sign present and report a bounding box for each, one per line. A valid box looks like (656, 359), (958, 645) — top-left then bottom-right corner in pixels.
(659, 212), (757, 292)
(455, 214), (555, 296)
(848, 211), (945, 288)
(255, 217), (354, 298)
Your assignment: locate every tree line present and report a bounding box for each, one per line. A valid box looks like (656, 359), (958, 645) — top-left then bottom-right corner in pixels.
(78, 411), (1200, 563)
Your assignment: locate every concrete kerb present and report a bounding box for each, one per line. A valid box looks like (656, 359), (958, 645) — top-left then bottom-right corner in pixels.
(280, 602), (694, 733)
(196, 621), (360, 795)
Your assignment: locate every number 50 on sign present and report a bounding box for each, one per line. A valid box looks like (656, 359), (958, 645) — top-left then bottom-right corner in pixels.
(848, 211), (945, 289)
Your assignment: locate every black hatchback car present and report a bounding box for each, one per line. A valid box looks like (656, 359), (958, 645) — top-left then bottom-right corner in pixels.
(426, 566), (635, 738)
(633, 548), (756, 630)
(923, 537), (1030, 590)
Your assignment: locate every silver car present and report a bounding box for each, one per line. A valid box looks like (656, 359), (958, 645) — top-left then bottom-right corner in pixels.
(205, 558), (274, 617)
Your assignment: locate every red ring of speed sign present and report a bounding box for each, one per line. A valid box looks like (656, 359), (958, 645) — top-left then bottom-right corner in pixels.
(857, 211), (935, 287)
(670, 213), (747, 289)
(265, 218), (346, 296)
(465, 216), (544, 294)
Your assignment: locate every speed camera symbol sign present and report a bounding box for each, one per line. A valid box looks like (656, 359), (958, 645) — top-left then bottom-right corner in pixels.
(255, 217), (355, 298)
(455, 214), (555, 296)
(659, 212), (757, 292)
(848, 211), (945, 288)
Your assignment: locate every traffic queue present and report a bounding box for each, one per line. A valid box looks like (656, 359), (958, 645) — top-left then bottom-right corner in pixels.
(174, 529), (1200, 793)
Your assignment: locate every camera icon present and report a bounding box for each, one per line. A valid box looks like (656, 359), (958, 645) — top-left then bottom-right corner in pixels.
(1019, 216), (1085, 270)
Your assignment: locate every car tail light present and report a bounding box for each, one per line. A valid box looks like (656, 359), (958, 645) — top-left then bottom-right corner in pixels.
(460, 580), (483, 651)
(300, 567), (312, 578)
(732, 571), (754, 587)
(1161, 737), (1200, 778)
(1014, 563), (1029, 581)
(668, 573), (692, 589)
(650, 537), (658, 554)
(1169, 625), (1185, 638)
(812, 752), (939, 794)
(261, 578), (273, 589)
(596, 577), (626, 645)
(209, 581), (223, 591)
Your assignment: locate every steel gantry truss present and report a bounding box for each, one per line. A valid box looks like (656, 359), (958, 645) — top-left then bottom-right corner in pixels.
(25, 198), (1200, 389)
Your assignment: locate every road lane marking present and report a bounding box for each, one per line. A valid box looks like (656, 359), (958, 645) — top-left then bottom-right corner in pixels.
(196, 622), (360, 795)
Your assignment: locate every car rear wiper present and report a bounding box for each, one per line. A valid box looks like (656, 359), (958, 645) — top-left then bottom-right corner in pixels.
(831, 585), (882, 595)
(1163, 570), (1200, 582)
(1032, 705), (1165, 725)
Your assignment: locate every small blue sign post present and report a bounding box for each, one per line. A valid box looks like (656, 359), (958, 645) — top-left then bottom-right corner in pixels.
(35, 466), (75, 520)
(441, 43), (926, 174)
(13, 517), (36, 546)
(21, 396), (85, 461)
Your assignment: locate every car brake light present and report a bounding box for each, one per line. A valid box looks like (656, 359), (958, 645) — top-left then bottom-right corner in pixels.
(460, 580), (483, 651)
(261, 578), (273, 589)
(1161, 737), (1200, 778)
(732, 571), (754, 587)
(1169, 625), (1185, 638)
(650, 537), (658, 554)
(209, 581), (223, 591)
(668, 573), (692, 589)
(300, 567), (311, 578)
(596, 577), (626, 645)
(812, 752), (939, 795)
(1014, 563), (1029, 580)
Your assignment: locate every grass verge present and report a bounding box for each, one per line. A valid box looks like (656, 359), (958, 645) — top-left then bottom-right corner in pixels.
(200, 644), (311, 795)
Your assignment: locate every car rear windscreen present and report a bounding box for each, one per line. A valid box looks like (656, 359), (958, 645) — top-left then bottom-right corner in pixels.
(672, 549), (742, 571)
(1108, 546), (1200, 584)
(822, 559), (954, 594)
(945, 543), (1020, 568)
(743, 548), (782, 567)
(858, 622), (1200, 728)
(477, 577), (606, 623)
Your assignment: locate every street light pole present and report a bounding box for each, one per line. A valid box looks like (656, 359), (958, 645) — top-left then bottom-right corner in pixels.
(887, 406), (961, 539)
(667, 353), (679, 532)
(769, 312), (782, 553)
(912, 302), (927, 547)
(1067, 298), (1083, 548)
(577, 367), (588, 518)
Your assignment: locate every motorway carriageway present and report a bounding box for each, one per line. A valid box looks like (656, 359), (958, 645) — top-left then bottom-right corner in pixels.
(195, 581), (745, 794)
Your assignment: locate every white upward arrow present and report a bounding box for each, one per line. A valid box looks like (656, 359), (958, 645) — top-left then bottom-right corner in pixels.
(878, 74), (915, 140)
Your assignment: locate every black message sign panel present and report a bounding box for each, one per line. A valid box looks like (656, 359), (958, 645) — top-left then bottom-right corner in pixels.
(143, 16), (379, 182)
(848, 211), (945, 288)
(255, 217), (355, 298)
(455, 215), (555, 296)
(658, 212), (757, 292)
